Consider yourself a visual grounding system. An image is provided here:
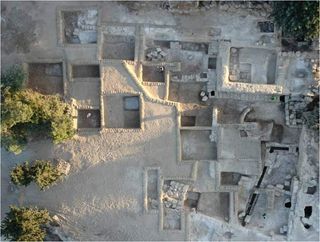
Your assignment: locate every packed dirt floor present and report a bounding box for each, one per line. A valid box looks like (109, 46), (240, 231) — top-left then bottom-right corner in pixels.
(1, 1), (319, 241)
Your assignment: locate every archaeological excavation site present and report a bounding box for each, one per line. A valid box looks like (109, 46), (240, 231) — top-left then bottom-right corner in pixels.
(1, 1), (319, 241)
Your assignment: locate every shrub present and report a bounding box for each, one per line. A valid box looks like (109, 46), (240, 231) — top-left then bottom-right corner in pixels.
(10, 160), (63, 190)
(1, 206), (51, 241)
(32, 160), (62, 190)
(0, 65), (26, 91)
(10, 161), (33, 186)
(1, 89), (75, 154)
(303, 105), (319, 130)
(272, 1), (320, 41)
(2, 133), (27, 155)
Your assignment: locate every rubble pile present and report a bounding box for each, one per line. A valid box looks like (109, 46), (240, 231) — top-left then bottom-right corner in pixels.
(162, 1), (272, 15)
(165, 1), (200, 13)
(64, 10), (97, 44)
(146, 47), (167, 62)
(162, 181), (189, 210)
(74, 10), (97, 43)
(284, 95), (317, 127)
(266, 180), (292, 197)
(55, 159), (71, 176)
(219, 1), (272, 16)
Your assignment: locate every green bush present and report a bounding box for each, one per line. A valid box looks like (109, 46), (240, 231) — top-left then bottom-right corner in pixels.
(10, 160), (63, 190)
(1, 133), (27, 155)
(1, 206), (51, 241)
(1, 65), (26, 91)
(32, 160), (62, 190)
(1, 89), (75, 154)
(10, 161), (33, 186)
(272, 1), (320, 41)
(303, 105), (320, 130)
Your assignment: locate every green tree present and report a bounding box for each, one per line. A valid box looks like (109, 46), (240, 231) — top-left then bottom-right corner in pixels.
(272, 1), (320, 41)
(10, 161), (33, 187)
(1, 206), (51, 241)
(32, 160), (62, 190)
(1, 89), (75, 154)
(2, 132), (27, 155)
(10, 160), (63, 190)
(0, 65), (26, 91)
(303, 105), (319, 130)
(1, 89), (34, 133)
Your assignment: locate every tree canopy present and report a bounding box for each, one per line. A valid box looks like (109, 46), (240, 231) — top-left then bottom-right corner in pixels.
(1, 206), (51, 241)
(303, 97), (320, 131)
(32, 160), (63, 190)
(272, 1), (320, 41)
(1, 65), (26, 91)
(1, 65), (75, 154)
(11, 160), (63, 190)
(10, 161), (34, 187)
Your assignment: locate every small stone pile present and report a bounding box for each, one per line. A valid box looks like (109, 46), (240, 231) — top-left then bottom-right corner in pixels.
(219, 1), (271, 16)
(162, 181), (189, 210)
(55, 159), (71, 176)
(279, 225), (288, 234)
(146, 47), (167, 62)
(69, 10), (98, 44)
(284, 95), (317, 127)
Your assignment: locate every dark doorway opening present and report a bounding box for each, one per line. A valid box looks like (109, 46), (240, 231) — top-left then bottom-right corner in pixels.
(304, 206), (312, 218)
(285, 202), (291, 208)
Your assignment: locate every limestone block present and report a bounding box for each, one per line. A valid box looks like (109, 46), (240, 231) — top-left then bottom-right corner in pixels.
(238, 211), (245, 218)
(56, 159), (71, 175)
(182, 185), (189, 194)
(202, 95), (209, 101)
(282, 225), (288, 232)
(276, 184), (284, 189)
(244, 215), (251, 223)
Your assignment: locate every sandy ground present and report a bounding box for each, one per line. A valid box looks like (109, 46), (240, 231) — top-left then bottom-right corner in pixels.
(189, 212), (271, 241)
(1, 97), (193, 240)
(1, 3), (193, 240)
(1, 1), (318, 241)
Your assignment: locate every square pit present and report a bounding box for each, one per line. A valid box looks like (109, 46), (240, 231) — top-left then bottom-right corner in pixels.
(180, 107), (212, 127)
(180, 130), (217, 161)
(142, 65), (165, 82)
(169, 82), (206, 104)
(70, 80), (100, 107)
(61, 9), (98, 44)
(229, 47), (277, 84)
(197, 192), (230, 222)
(72, 65), (100, 78)
(220, 172), (242, 185)
(77, 109), (101, 129)
(104, 95), (140, 128)
(102, 34), (135, 60)
(27, 63), (64, 95)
